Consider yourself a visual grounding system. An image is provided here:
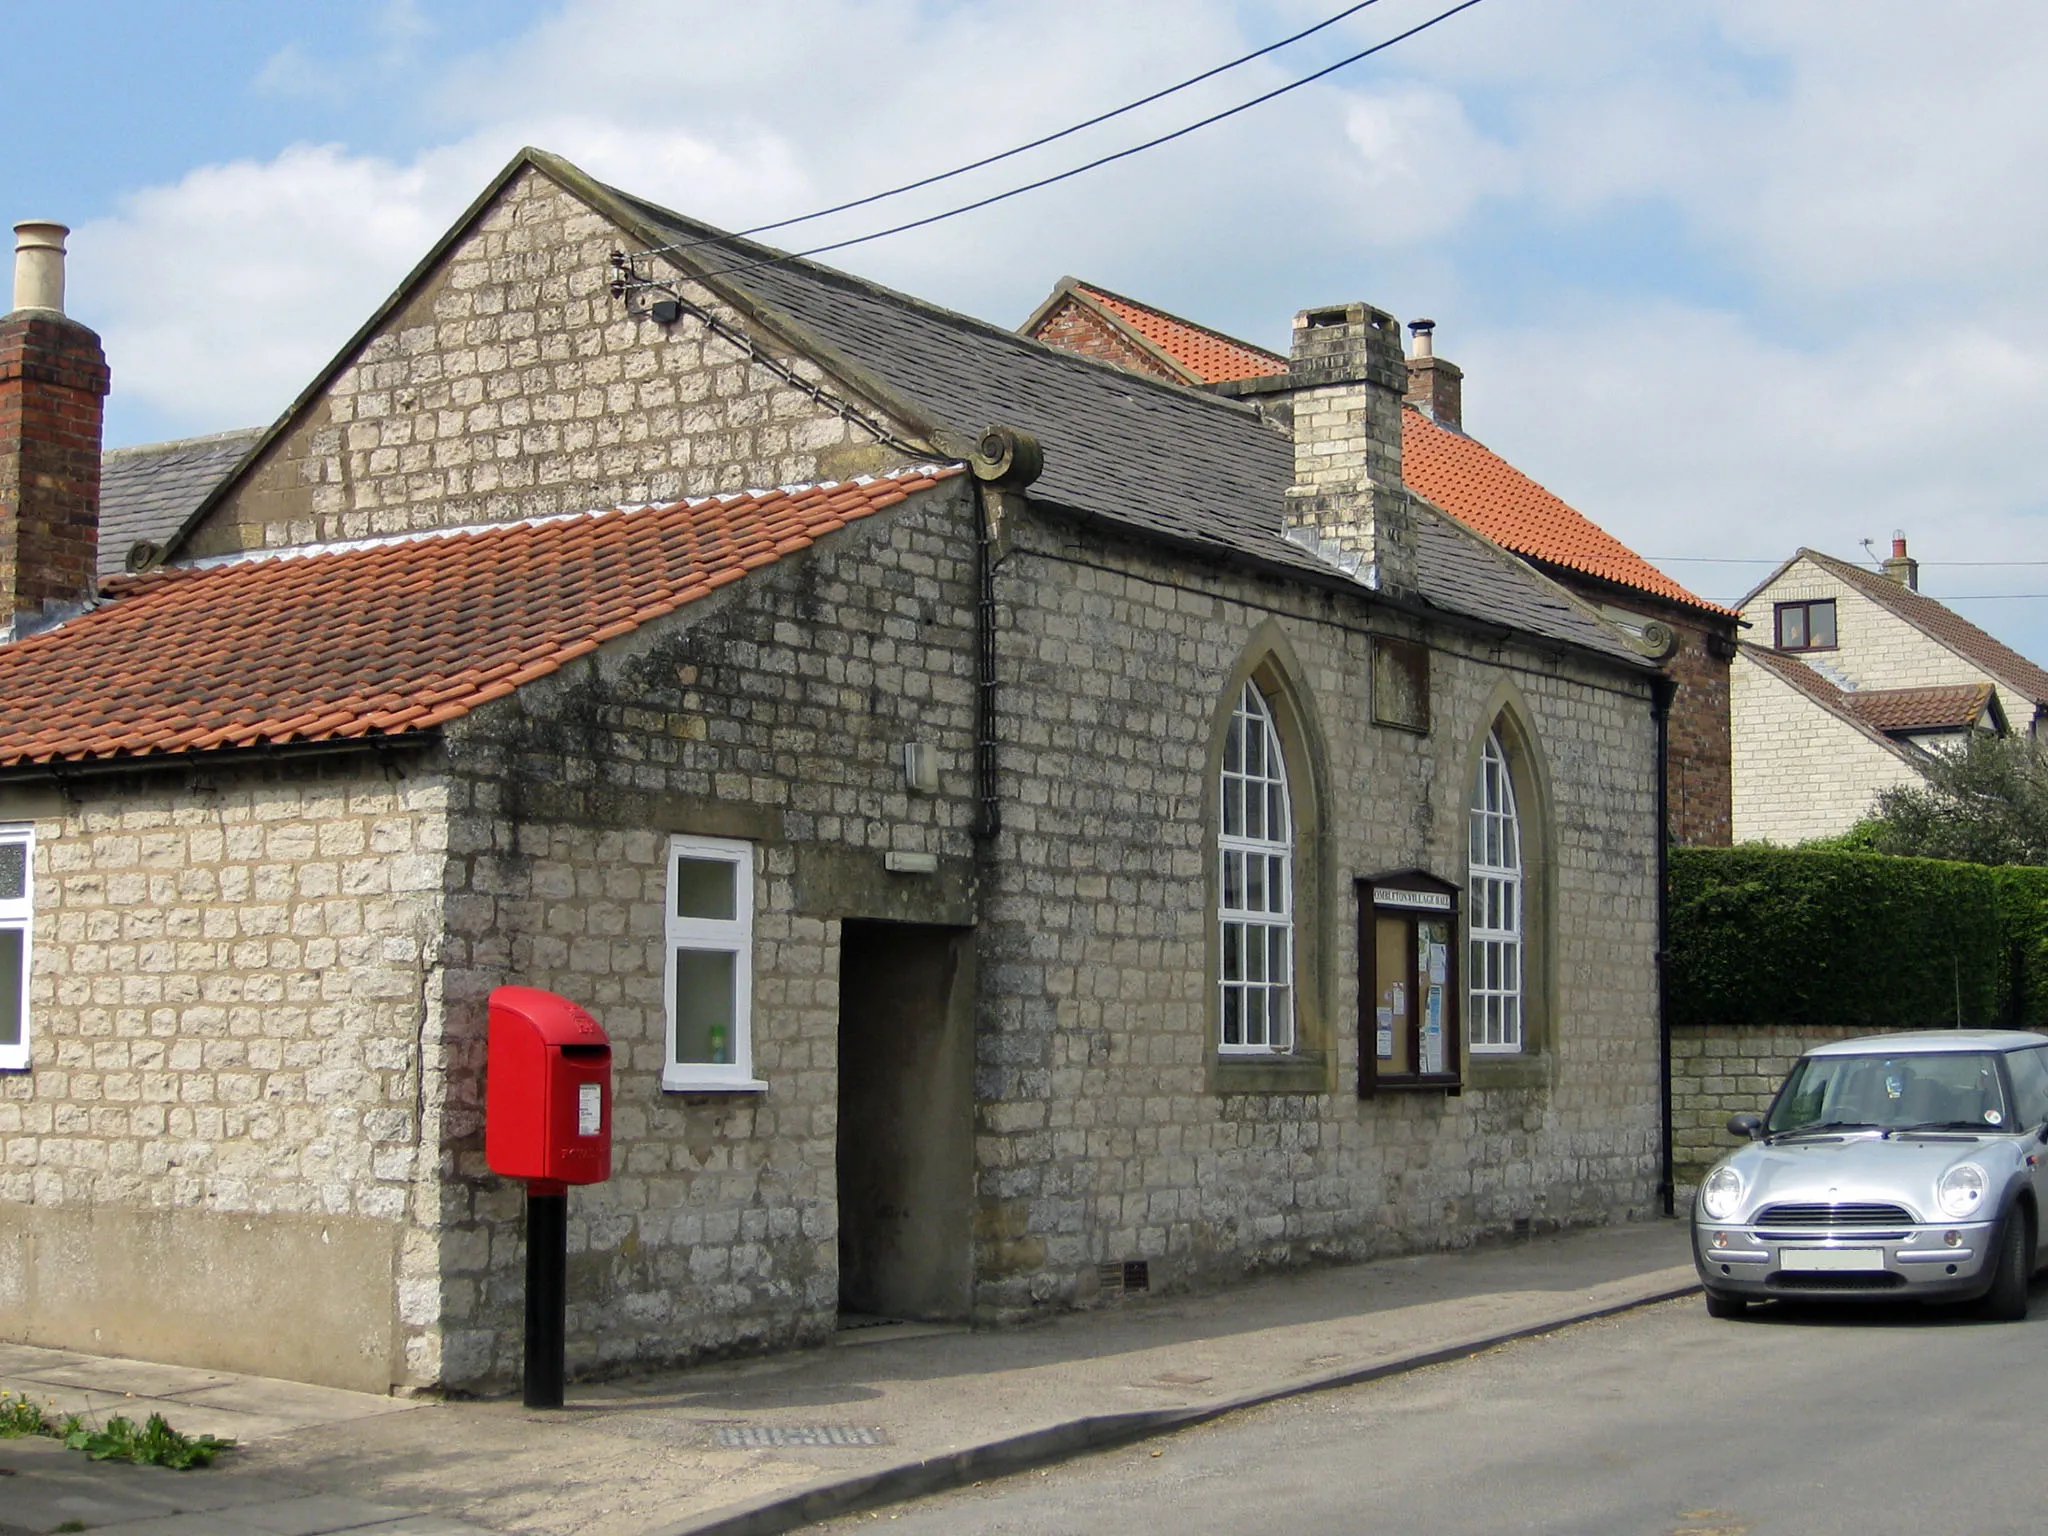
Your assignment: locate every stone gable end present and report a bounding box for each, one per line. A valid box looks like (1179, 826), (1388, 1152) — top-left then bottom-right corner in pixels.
(1745, 561), (1991, 694)
(182, 165), (921, 559)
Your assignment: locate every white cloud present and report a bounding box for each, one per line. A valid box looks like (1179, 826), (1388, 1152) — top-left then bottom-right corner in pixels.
(62, 0), (2048, 660)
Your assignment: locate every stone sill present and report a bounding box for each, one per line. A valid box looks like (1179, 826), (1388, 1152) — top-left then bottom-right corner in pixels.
(662, 1076), (768, 1095)
(1464, 1051), (1550, 1090)
(1209, 1051), (1330, 1095)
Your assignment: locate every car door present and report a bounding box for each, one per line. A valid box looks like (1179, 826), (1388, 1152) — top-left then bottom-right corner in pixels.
(2003, 1046), (2048, 1261)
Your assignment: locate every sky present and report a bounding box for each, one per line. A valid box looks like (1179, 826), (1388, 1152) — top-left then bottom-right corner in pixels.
(7, 0), (2047, 661)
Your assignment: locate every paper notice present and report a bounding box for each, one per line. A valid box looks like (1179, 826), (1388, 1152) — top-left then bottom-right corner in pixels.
(1376, 1006), (1394, 1057)
(578, 1081), (602, 1137)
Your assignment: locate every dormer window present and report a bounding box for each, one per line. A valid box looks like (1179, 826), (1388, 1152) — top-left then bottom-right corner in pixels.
(1775, 599), (1837, 651)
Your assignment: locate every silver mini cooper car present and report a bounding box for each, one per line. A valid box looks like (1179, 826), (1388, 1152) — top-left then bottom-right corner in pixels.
(1694, 1029), (2048, 1320)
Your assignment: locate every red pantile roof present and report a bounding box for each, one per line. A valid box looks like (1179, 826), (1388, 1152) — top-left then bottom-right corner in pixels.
(1400, 410), (1730, 616)
(1027, 282), (1726, 618)
(1072, 283), (1288, 385)
(0, 468), (962, 767)
(1792, 549), (2048, 708)
(1846, 681), (1997, 734)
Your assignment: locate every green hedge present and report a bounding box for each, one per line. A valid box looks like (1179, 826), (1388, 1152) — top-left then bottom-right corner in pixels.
(1669, 847), (2013, 1030)
(1993, 865), (2048, 1024)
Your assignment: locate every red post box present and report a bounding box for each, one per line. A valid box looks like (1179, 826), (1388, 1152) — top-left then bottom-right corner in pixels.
(486, 985), (613, 1188)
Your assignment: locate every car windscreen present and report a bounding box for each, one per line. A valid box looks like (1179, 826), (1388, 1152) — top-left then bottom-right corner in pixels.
(1766, 1051), (2014, 1135)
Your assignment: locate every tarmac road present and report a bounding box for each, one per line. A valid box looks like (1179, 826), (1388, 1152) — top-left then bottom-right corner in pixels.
(812, 1287), (2048, 1536)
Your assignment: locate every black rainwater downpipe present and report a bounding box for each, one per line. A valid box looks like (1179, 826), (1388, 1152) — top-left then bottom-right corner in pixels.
(1651, 673), (1677, 1217)
(974, 482), (1001, 842)
(966, 426), (1043, 844)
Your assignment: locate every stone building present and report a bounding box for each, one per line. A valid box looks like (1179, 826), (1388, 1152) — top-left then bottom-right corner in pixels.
(1021, 277), (1739, 845)
(1, 151), (1665, 1396)
(1731, 542), (2048, 844)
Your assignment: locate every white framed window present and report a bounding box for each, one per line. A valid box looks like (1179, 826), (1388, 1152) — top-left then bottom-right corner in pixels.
(0, 828), (30, 1072)
(662, 834), (763, 1092)
(1219, 681), (1294, 1054)
(1468, 730), (1523, 1053)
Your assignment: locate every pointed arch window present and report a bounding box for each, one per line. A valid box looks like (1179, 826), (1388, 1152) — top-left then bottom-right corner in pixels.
(1468, 728), (1524, 1053)
(1219, 681), (1294, 1054)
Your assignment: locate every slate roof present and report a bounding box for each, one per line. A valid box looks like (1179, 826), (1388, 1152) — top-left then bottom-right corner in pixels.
(1738, 643), (1925, 765)
(604, 177), (1643, 669)
(1777, 549), (2048, 709)
(1849, 681), (1999, 735)
(98, 428), (262, 579)
(0, 468), (959, 767)
(1006, 273), (1722, 620)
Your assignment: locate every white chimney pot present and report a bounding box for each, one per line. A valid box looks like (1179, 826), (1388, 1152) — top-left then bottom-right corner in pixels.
(12, 220), (69, 315)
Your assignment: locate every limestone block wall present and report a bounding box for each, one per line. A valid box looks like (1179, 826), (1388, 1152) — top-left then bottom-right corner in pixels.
(184, 164), (910, 559)
(0, 762), (453, 1392)
(971, 511), (1664, 1319)
(1730, 649), (1923, 843)
(425, 478), (982, 1387)
(1671, 1022), (1919, 1196)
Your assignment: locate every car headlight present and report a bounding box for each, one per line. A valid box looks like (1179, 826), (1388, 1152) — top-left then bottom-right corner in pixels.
(1700, 1165), (1745, 1221)
(1938, 1163), (1989, 1219)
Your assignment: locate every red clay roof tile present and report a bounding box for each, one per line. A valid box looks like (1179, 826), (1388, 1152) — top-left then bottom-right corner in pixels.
(1037, 283), (1724, 617)
(1845, 681), (1996, 734)
(0, 468), (961, 767)
(1074, 283), (1288, 385)
(1400, 410), (1730, 616)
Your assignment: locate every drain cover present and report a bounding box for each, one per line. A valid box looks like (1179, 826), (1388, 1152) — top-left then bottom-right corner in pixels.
(715, 1425), (889, 1448)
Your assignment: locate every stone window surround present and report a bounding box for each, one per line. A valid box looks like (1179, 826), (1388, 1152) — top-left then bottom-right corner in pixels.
(1458, 694), (1555, 1090)
(0, 824), (27, 1072)
(1774, 598), (1838, 653)
(1468, 729), (1525, 1054)
(1217, 680), (1296, 1056)
(662, 832), (765, 1093)
(1205, 630), (1334, 1096)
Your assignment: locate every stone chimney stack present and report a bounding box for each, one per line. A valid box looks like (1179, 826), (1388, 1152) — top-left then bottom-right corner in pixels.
(1881, 533), (1919, 591)
(1283, 302), (1416, 593)
(0, 221), (108, 634)
(1403, 318), (1463, 432)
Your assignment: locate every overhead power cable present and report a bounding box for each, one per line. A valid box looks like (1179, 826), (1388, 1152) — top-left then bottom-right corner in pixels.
(669, 0), (1490, 286)
(639, 0), (1389, 258)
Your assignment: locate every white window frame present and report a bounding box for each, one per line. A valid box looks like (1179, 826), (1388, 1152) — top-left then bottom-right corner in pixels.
(662, 834), (764, 1092)
(0, 827), (31, 1072)
(1468, 730), (1524, 1054)
(1218, 681), (1295, 1055)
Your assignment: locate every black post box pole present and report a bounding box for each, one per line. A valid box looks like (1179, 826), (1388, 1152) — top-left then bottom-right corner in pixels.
(524, 1184), (568, 1409)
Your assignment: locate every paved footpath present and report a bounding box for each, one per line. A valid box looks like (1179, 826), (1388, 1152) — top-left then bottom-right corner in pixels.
(0, 1220), (1695, 1536)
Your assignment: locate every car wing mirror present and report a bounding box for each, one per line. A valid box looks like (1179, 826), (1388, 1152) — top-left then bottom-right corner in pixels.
(1727, 1112), (1763, 1141)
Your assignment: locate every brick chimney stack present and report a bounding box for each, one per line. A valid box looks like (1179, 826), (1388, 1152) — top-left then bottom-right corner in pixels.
(1403, 319), (1462, 432)
(1, 220), (109, 636)
(1881, 533), (1919, 591)
(1282, 302), (1416, 593)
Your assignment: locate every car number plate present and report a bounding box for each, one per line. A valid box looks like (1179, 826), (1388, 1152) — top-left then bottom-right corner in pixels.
(1779, 1246), (1885, 1271)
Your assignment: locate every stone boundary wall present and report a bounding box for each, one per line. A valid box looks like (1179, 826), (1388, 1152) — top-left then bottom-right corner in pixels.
(1671, 1022), (1926, 1196)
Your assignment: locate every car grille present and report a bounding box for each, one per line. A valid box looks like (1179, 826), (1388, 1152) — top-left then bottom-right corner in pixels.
(1769, 1270), (1905, 1291)
(1751, 1202), (1917, 1227)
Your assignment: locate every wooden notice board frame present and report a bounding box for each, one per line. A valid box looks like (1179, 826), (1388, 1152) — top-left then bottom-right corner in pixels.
(1357, 871), (1462, 1097)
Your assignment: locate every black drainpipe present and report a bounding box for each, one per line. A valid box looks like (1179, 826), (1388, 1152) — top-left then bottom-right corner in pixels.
(966, 426), (1042, 845)
(973, 481), (1001, 843)
(1651, 673), (1677, 1217)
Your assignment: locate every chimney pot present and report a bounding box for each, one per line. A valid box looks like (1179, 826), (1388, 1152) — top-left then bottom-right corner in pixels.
(12, 221), (69, 315)
(1408, 318), (1435, 359)
(1881, 530), (1920, 592)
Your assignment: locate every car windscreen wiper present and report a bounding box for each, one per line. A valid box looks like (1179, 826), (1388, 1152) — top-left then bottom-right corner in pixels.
(1766, 1120), (1879, 1141)
(1886, 1121), (1996, 1135)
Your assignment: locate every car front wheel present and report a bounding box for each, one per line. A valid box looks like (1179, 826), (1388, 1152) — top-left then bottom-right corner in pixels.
(1703, 1290), (1749, 1320)
(1978, 1209), (2033, 1322)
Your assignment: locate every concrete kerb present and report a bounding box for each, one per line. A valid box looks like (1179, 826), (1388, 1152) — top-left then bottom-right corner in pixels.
(652, 1269), (1703, 1536)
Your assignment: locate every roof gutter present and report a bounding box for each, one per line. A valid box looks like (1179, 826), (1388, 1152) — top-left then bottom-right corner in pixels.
(0, 732), (441, 788)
